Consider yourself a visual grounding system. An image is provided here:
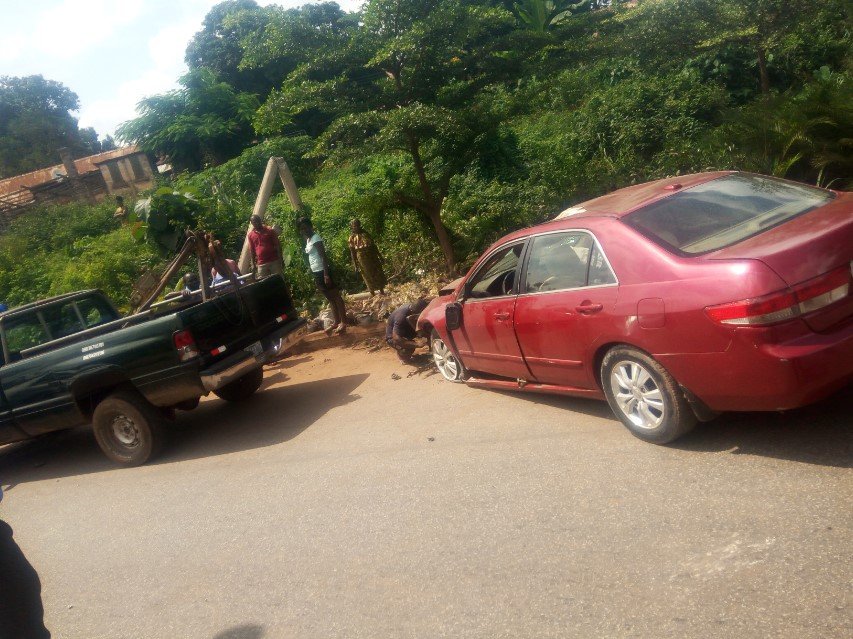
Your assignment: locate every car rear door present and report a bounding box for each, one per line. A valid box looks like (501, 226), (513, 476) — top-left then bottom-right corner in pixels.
(513, 230), (618, 388)
(452, 241), (530, 379)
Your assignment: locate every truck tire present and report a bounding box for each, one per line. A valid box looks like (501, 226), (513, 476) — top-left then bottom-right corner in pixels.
(92, 389), (165, 466)
(213, 367), (264, 402)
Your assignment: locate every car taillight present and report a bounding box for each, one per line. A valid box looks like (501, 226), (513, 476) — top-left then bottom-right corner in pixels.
(792, 265), (850, 314)
(705, 266), (851, 326)
(173, 329), (200, 362)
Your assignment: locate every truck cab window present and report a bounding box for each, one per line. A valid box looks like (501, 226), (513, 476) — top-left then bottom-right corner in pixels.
(76, 297), (119, 328)
(3, 315), (49, 361)
(43, 303), (85, 339)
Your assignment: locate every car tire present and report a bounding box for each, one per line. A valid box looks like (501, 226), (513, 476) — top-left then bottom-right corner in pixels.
(601, 346), (696, 444)
(431, 330), (465, 383)
(213, 367), (264, 402)
(92, 389), (166, 466)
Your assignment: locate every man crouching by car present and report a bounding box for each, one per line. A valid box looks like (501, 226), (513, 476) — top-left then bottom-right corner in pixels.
(386, 298), (430, 363)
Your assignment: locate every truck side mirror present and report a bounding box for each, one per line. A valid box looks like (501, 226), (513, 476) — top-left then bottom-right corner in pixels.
(445, 303), (462, 331)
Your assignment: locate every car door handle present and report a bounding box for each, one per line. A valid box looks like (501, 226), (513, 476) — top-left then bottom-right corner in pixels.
(494, 312), (511, 321)
(575, 303), (604, 314)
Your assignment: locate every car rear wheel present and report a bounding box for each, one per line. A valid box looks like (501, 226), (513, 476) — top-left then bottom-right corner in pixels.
(601, 346), (696, 444)
(431, 330), (465, 383)
(213, 366), (264, 402)
(92, 389), (165, 466)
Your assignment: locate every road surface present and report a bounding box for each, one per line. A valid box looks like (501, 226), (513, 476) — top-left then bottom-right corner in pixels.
(1, 344), (850, 638)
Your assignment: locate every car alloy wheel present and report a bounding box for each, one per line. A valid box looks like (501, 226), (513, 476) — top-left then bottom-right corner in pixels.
(609, 360), (665, 430)
(431, 331), (464, 382)
(600, 346), (697, 444)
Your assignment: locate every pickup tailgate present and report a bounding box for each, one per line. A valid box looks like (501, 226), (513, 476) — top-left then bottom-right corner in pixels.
(177, 275), (297, 354)
(708, 192), (853, 331)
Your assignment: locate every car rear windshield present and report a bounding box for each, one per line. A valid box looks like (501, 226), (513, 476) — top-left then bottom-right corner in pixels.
(624, 174), (833, 255)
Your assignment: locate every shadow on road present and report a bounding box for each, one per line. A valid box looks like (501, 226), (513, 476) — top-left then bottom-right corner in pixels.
(674, 388), (851, 468)
(474, 384), (850, 468)
(212, 624), (265, 639)
(0, 373), (368, 486)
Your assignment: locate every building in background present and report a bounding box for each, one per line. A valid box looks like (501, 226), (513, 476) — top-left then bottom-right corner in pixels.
(0, 146), (155, 231)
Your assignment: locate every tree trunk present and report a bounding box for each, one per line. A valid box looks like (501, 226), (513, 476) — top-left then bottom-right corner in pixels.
(756, 47), (770, 95)
(426, 204), (456, 274)
(405, 133), (457, 273)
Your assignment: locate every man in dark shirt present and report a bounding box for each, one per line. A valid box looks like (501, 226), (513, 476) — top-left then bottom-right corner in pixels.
(386, 298), (429, 362)
(247, 215), (282, 277)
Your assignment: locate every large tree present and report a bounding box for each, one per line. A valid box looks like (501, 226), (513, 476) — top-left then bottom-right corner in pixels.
(0, 75), (107, 179)
(249, 0), (517, 272)
(117, 69), (259, 173)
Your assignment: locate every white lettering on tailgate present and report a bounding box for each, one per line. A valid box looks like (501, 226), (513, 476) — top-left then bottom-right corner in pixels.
(82, 350), (105, 361)
(82, 342), (104, 353)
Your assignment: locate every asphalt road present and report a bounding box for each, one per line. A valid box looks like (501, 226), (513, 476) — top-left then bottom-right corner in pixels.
(1, 344), (850, 639)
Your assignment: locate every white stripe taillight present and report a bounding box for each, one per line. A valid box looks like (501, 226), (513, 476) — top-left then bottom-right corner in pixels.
(705, 266), (850, 326)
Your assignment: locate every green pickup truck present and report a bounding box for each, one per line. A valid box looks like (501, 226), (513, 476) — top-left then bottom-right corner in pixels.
(0, 275), (306, 466)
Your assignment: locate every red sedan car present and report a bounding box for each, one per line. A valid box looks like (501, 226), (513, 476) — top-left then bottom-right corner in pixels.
(417, 172), (852, 443)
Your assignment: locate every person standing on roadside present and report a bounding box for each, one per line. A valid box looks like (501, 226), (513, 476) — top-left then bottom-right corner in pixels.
(348, 218), (386, 296)
(247, 214), (283, 278)
(0, 487), (51, 638)
(298, 218), (347, 335)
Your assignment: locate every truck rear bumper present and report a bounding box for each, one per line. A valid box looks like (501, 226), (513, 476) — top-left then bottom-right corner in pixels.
(200, 322), (307, 392)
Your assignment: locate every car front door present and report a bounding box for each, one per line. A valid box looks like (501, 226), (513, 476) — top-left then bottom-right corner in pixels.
(452, 241), (530, 379)
(513, 230), (618, 388)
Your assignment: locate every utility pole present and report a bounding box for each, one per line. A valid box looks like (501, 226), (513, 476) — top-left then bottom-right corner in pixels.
(237, 157), (305, 275)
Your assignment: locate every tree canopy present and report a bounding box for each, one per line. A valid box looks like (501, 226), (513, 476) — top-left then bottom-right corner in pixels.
(2, 0), (849, 310)
(0, 75), (112, 179)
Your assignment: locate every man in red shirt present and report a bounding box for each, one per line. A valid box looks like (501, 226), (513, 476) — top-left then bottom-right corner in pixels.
(247, 214), (282, 277)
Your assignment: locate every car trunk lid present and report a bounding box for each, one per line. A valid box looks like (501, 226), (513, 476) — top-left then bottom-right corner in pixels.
(707, 192), (853, 331)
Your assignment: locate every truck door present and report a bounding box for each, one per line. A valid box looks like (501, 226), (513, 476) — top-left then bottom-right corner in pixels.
(1, 310), (82, 437)
(0, 378), (27, 445)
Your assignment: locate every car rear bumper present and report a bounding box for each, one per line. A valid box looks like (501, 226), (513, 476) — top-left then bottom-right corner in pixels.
(657, 319), (853, 412)
(200, 322), (306, 392)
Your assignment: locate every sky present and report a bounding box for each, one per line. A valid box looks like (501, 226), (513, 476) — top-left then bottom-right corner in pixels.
(0, 0), (363, 139)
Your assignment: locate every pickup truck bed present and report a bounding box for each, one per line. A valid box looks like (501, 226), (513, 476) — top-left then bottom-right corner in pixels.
(0, 275), (305, 465)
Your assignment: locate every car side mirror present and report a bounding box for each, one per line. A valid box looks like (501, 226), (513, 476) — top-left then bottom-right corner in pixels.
(445, 302), (462, 331)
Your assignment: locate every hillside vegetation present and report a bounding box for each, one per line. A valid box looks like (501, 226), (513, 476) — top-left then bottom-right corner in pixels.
(0, 0), (849, 311)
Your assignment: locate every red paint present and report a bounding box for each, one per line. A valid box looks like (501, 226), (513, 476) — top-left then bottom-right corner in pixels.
(418, 172), (853, 413)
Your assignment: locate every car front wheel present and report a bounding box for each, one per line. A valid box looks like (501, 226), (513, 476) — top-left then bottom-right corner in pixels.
(601, 346), (696, 444)
(431, 330), (465, 383)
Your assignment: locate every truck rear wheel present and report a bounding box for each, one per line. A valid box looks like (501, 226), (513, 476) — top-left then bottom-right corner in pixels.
(213, 367), (264, 402)
(92, 389), (165, 466)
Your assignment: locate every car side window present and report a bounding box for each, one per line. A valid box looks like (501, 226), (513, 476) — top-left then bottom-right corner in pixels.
(524, 232), (616, 293)
(467, 244), (524, 299)
(524, 232), (592, 293)
(588, 242), (617, 286)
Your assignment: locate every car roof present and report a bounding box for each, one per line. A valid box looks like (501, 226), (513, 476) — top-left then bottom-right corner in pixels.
(495, 171), (735, 246)
(561, 171), (735, 219)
